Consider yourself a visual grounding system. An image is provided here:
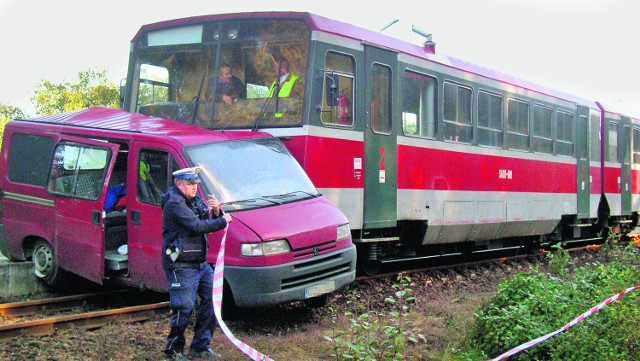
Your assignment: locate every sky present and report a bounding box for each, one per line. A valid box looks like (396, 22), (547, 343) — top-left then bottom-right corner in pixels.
(1, 0), (639, 117)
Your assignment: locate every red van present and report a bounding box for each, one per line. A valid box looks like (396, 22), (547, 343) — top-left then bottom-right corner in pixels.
(0, 107), (356, 307)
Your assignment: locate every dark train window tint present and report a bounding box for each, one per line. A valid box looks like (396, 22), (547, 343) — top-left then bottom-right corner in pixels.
(477, 91), (503, 147)
(532, 104), (552, 154)
(371, 63), (392, 134)
(507, 98), (529, 150)
(402, 71), (437, 138)
(8, 133), (55, 187)
(608, 121), (618, 162)
(577, 115), (588, 160)
(321, 52), (355, 126)
(633, 128), (640, 164)
(590, 113), (601, 161)
(443, 82), (472, 143)
(556, 111), (574, 156)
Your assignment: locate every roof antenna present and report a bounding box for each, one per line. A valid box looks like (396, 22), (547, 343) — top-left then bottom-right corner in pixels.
(412, 25), (436, 54)
(380, 19), (399, 33)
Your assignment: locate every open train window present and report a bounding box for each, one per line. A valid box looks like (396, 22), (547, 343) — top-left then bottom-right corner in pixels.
(477, 90), (503, 147)
(443, 82), (472, 143)
(321, 52), (355, 127)
(402, 71), (437, 138)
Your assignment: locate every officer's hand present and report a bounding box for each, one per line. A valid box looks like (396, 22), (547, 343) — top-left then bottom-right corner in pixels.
(223, 213), (232, 224)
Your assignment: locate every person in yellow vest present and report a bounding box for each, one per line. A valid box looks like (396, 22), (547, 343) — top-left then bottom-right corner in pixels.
(267, 57), (298, 98)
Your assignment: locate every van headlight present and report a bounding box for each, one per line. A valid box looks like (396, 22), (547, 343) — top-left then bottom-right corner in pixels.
(337, 223), (351, 240)
(241, 240), (291, 256)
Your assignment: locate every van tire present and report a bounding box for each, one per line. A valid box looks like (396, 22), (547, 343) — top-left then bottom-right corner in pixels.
(33, 240), (63, 287)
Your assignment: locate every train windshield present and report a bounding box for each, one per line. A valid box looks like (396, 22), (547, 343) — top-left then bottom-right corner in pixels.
(185, 137), (319, 211)
(129, 18), (309, 130)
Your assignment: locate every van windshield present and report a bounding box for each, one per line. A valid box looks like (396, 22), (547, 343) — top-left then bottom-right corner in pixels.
(185, 137), (319, 211)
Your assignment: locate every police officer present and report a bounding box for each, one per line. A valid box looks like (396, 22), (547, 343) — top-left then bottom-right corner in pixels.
(161, 166), (232, 360)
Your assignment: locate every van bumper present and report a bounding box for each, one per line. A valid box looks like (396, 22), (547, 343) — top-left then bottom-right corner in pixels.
(224, 245), (356, 308)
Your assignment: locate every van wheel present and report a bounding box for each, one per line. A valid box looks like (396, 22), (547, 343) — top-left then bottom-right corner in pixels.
(33, 240), (63, 287)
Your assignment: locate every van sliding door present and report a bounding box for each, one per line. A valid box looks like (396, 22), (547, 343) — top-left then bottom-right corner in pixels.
(46, 136), (120, 284)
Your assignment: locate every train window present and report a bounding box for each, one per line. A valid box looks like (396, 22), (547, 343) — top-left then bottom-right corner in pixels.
(590, 113), (601, 161)
(577, 115), (588, 160)
(608, 121), (618, 162)
(633, 128), (640, 164)
(8, 133), (55, 187)
(321, 52), (355, 126)
(507, 98), (530, 151)
(443, 82), (472, 143)
(556, 111), (574, 156)
(532, 104), (552, 154)
(402, 71), (437, 138)
(371, 63), (392, 134)
(477, 91), (503, 147)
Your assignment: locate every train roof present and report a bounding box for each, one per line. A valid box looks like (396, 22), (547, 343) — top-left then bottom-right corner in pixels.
(134, 11), (603, 112)
(16, 107), (269, 145)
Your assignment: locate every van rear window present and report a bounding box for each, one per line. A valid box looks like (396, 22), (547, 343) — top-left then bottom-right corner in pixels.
(8, 133), (55, 187)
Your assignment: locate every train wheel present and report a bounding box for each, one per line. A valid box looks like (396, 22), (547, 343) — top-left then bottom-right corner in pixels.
(32, 240), (63, 287)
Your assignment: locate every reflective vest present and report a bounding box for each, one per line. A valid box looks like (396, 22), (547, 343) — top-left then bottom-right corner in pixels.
(268, 74), (299, 98)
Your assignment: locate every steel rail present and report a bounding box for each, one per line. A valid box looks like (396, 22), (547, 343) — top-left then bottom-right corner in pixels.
(0, 301), (169, 339)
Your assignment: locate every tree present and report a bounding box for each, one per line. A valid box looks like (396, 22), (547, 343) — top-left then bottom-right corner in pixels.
(32, 69), (119, 115)
(0, 103), (28, 150)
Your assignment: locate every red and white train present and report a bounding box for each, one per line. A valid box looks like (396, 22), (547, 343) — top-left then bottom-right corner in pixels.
(122, 11), (639, 273)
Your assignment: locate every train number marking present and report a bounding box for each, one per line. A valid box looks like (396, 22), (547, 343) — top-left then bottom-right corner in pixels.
(498, 169), (512, 180)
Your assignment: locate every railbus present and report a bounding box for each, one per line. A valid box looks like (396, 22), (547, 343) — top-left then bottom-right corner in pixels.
(121, 11), (640, 273)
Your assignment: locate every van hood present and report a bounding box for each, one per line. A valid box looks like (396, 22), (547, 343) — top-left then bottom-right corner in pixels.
(229, 197), (347, 250)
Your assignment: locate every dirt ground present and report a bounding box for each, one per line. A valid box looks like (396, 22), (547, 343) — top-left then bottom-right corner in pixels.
(0, 250), (602, 361)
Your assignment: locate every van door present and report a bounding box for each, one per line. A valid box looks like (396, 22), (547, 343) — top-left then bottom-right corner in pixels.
(47, 137), (120, 284)
(127, 142), (180, 291)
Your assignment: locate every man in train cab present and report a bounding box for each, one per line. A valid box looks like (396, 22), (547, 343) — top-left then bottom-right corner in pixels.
(267, 57), (298, 98)
(161, 166), (232, 360)
(210, 63), (246, 105)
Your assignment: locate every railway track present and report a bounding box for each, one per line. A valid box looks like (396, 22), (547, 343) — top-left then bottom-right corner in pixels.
(0, 290), (168, 339)
(0, 237), (619, 340)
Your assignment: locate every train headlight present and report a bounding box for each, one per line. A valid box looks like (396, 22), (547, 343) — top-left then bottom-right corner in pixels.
(337, 223), (351, 240)
(241, 240), (291, 256)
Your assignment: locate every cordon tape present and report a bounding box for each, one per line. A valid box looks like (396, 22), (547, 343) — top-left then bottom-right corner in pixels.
(212, 226), (275, 361)
(487, 285), (640, 361)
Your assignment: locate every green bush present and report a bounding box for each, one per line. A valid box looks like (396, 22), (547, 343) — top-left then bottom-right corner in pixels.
(324, 273), (426, 360)
(471, 243), (640, 361)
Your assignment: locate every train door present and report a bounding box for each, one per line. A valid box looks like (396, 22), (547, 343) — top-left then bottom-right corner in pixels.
(621, 119), (632, 215)
(48, 137), (120, 284)
(363, 45), (397, 230)
(576, 106), (590, 219)
(127, 141), (181, 291)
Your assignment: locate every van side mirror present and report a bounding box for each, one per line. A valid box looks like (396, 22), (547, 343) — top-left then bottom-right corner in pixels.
(325, 73), (340, 107)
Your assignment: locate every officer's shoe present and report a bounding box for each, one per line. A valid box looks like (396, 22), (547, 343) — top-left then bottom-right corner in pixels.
(191, 348), (222, 360)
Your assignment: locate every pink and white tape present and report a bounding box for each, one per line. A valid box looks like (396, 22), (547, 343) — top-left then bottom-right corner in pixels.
(212, 226), (275, 361)
(488, 285), (640, 361)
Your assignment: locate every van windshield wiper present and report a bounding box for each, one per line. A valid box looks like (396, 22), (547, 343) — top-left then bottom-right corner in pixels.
(262, 191), (319, 200)
(223, 197), (282, 207)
